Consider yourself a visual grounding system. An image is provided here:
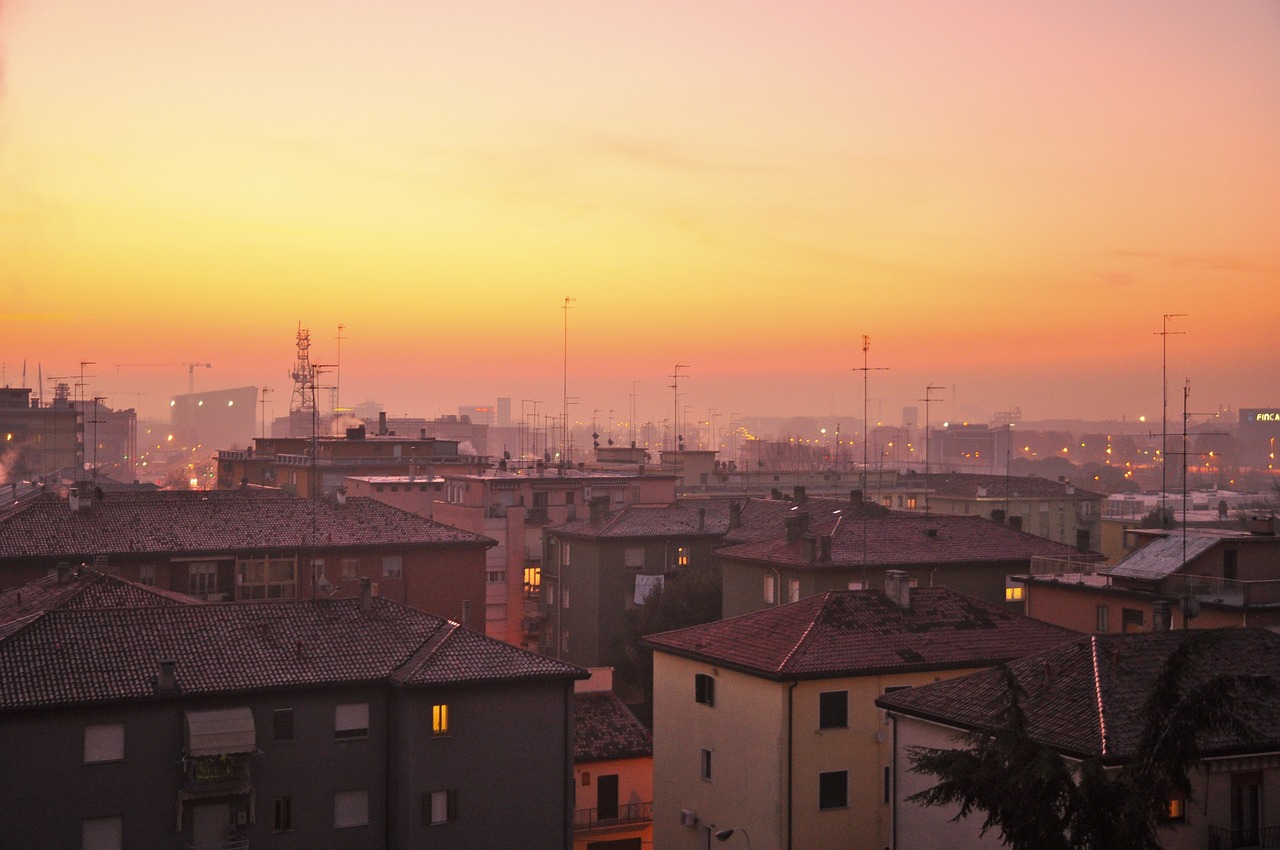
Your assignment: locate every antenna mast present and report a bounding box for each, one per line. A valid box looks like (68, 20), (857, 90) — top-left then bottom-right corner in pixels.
(920, 385), (945, 515)
(855, 335), (888, 498)
(670, 364), (689, 455)
(1156, 313), (1186, 521)
(562, 297), (575, 467)
(289, 323), (315, 438)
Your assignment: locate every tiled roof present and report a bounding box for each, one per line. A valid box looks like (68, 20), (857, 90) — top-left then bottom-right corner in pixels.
(722, 496), (889, 545)
(645, 588), (1079, 679)
(717, 512), (1080, 569)
(0, 491), (495, 560)
(1106, 532), (1233, 581)
(0, 568), (200, 624)
(0, 598), (583, 710)
(877, 628), (1280, 761)
(574, 690), (652, 762)
(899, 472), (1103, 501)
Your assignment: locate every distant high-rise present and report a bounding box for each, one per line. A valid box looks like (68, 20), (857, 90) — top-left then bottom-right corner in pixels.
(902, 406), (919, 429)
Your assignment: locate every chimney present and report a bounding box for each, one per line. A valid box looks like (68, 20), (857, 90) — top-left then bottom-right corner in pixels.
(1152, 599), (1172, 632)
(819, 534), (832, 562)
(697, 507), (706, 531)
(728, 501), (742, 531)
(56, 562), (72, 585)
(335, 486), (348, 506)
(802, 536), (817, 563)
(991, 508), (1006, 525)
(461, 600), (471, 630)
(850, 489), (863, 504)
(360, 577), (373, 614)
(793, 485), (807, 504)
(155, 660), (178, 694)
(785, 512), (811, 542)
(378, 412), (388, 436)
(68, 487), (81, 513)
(1007, 515), (1023, 531)
(884, 570), (911, 609)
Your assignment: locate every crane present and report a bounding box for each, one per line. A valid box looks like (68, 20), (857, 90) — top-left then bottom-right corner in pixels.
(115, 362), (212, 397)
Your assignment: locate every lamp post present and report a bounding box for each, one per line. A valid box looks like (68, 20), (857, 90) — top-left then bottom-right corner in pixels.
(714, 826), (753, 849)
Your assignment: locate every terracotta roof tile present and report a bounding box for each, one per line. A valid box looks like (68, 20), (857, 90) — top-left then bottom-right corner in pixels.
(0, 568), (200, 625)
(574, 691), (652, 762)
(877, 628), (1280, 761)
(905, 472), (1103, 501)
(0, 491), (493, 560)
(645, 587), (1079, 679)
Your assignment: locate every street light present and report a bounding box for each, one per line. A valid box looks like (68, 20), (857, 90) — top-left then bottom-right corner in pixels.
(715, 826), (753, 848)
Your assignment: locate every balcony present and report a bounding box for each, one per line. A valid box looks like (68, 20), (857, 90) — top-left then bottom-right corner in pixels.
(184, 754), (251, 794)
(525, 506), (549, 523)
(1209, 825), (1280, 849)
(573, 801), (652, 831)
(186, 842), (248, 850)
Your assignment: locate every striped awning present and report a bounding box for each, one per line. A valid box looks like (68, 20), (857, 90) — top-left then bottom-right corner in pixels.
(184, 707), (256, 757)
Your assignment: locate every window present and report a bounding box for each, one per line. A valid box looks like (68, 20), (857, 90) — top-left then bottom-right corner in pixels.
(334, 789), (369, 828)
(1096, 604), (1110, 633)
(138, 564), (155, 586)
(788, 578), (801, 603)
(1122, 608), (1144, 633)
(847, 580), (867, 591)
(546, 584), (557, 607)
(486, 570), (506, 583)
(335, 703), (369, 739)
(1224, 549), (1238, 581)
(236, 556), (296, 600)
(562, 542), (571, 567)
(82, 815), (122, 850)
(819, 770), (849, 810)
(382, 555), (402, 579)
(273, 797), (292, 831)
(432, 703), (449, 736)
(84, 724), (124, 763)
(341, 558), (360, 580)
(819, 691), (848, 729)
(764, 574), (776, 604)
(624, 547), (645, 570)
(524, 564), (541, 596)
(676, 546), (690, 567)
(562, 587), (571, 609)
(1164, 796), (1185, 822)
(1005, 585), (1024, 602)
(188, 561), (218, 596)
(273, 709), (294, 742)
(426, 790), (457, 825)
(905, 496), (917, 509)
(884, 765), (892, 804)
(700, 748), (712, 781)
(695, 673), (715, 707)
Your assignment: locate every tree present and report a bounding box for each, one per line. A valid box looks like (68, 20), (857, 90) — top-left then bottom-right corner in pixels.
(907, 634), (1265, 850)
(612, 567), (721, 726)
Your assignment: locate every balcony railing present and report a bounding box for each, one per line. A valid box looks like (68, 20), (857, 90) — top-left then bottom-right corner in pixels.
(1209, 825), (1280, 849)
(186, 841), (248, 850)
(573, 801), (652, 831)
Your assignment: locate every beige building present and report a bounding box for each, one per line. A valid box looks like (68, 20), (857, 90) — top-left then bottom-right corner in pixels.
(647, 575), (1078, 850)
(573, 669), (653, 850)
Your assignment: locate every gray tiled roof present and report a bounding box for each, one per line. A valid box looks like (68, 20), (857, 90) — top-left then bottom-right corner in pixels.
(0, 598), (583, 710)
(1106, 532), (1232, 581)
(877, 628), (1280, 761)
(0, 491), (494, 559)
(645, 587), (1079, 679)
(905, 472), (1103, 501)
(574, 690), (652, 762)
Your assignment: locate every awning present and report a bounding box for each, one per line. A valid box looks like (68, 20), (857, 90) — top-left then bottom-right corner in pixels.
(184, 707), (256, 757)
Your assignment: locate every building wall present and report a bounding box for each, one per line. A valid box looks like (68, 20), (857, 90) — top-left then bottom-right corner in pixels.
(572, 755), (653, 850)
(652, 653), (788, 850)
(1023, 580), (1269, 634)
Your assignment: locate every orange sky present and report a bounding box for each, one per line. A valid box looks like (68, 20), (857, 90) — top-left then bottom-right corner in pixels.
(3, 0), (1278, 429)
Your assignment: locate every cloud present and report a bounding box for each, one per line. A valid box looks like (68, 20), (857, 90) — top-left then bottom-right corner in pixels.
(1113, 249), (1278, 276)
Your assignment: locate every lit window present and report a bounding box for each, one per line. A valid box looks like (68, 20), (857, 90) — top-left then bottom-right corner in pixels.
(695, 673), (715, 707)
(335, 703), (369, 739)
(334, 789), (369, 828)
(426, 790), (457, 825)
(905, 496), (917, 509)
(1005, 586), (1024, 602)
(1165, 796), (1185, 821)
(84, 724), (124, 763)
(433, 704), (449, 736)
(676, 546), (690, 567)
(819, 770), (849, 810)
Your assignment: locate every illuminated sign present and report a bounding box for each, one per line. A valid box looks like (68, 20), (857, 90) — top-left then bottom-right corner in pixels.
(1242, 409), (1280, 425)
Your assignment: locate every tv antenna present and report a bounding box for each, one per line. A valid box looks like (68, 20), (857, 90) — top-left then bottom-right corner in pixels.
(854, 335), (888, 497)
(670, 364), (689, 455)
(1155, 313), (1186, 518)
(920, 385), (945, 515)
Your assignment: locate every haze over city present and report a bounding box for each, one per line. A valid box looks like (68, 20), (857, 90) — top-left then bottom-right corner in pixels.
(3, 1), (1278, 425)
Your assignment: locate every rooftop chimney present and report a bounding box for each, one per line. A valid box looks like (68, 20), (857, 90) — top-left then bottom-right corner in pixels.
(697, 507), (706, 531)
(793, 485), (807, 504)
(785, 512), (811, 542)
(461, 600), (471, 629)
(850, 489), (863, 504)
(728, 501), (742, 531)
(819, 534), (832, 562)
(378, 412), (388, 436)
(885, 570), (911, 609)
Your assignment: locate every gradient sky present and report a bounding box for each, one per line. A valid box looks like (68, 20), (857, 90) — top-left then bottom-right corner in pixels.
(3, 0), (1278, 431)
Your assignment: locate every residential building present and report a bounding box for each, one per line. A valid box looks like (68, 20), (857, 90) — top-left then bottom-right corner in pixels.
(0, 565), (199, 624)
(0, 593), (585, 849)
(1014, 522), (1280, 634)
(719, 508), (1098, 618)
(0, 488), (495, 627)
(215, 430), (487, 497)
(877, 472), (1104, 551)
(646, 576), (1079, 850)
(0, 385), (84, 478)
(343, 473), (446, 519)
(433, 468), (677, 650)
(878, 628), (1280, 850)
(573, 669), (653, 850)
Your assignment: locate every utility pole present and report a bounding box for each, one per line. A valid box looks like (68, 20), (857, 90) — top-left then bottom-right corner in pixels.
(260, 387), (273, 439)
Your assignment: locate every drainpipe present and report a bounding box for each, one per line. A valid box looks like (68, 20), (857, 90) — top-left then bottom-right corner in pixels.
(787, 680), (797, 850)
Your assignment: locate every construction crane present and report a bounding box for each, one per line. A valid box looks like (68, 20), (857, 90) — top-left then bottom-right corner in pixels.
(115, 362), (212, 397)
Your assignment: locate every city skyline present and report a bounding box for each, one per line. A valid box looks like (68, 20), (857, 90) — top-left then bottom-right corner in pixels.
(4, 1), (1278, 425)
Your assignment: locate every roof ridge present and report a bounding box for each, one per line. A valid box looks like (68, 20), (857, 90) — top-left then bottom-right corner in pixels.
(775, 592), (829, 675)
(1089, 635), (1108, 756)
(391, 619), (459, 681)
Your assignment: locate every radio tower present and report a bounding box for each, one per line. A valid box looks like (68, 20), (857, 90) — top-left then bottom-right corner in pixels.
(289, 324), (315, 437)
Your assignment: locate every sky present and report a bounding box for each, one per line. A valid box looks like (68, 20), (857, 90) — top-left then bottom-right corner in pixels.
(3, 0), (1279, 431)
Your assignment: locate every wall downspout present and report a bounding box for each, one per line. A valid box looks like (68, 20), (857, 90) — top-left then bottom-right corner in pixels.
(890, 711), (899, 850)
(788, 680), (797, 850)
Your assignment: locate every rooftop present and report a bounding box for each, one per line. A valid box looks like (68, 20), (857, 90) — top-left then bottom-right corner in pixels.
(1106, 530), (1253, 582)
(574, 690), (652, 762)
(894, 472), (1103, 501)
(645, 587), (1079, 680)
(0, 567), (199, 625)
(0, 490), (495, 561)
(877, 628), (1280, 762)
(0, 597), (584, 711)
